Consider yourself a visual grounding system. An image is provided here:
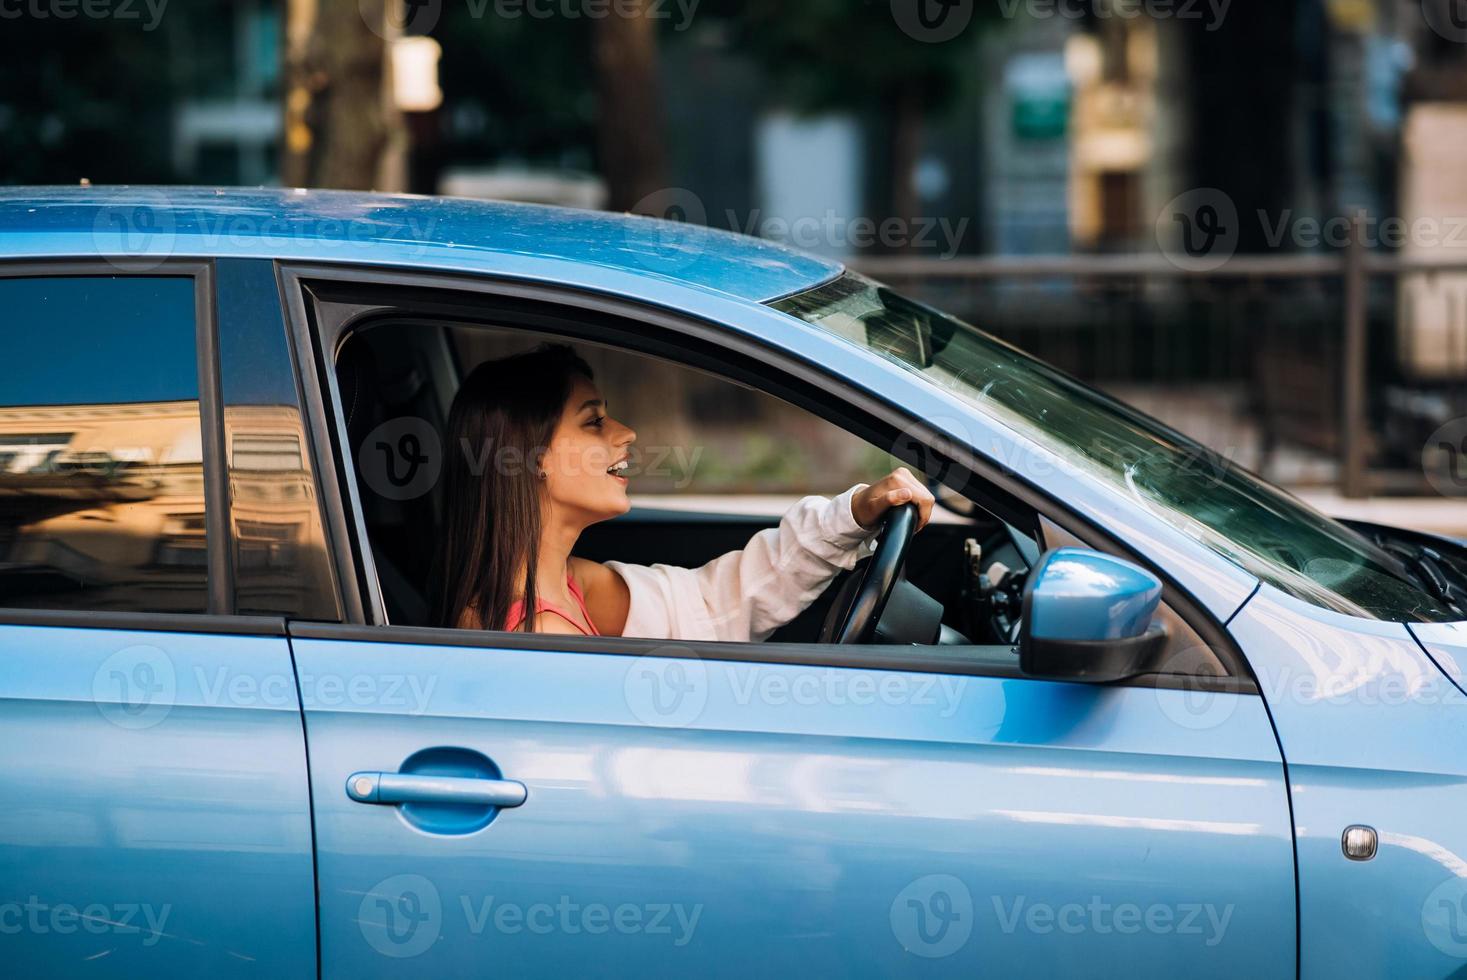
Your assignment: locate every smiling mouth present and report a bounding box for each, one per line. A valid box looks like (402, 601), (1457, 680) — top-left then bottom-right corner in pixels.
(607, 459), (629, 478)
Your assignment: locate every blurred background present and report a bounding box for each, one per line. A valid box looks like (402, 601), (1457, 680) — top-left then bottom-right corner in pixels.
(6, 0), (1467, 530)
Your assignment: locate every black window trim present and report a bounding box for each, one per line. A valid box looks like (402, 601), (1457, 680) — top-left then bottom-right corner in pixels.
(279, 261), (1258, 696)
(213, 257), (343, 622)
(0, 607), (286, 636)
(283, 619), (1257, 694)
(0, 258), (242, 626)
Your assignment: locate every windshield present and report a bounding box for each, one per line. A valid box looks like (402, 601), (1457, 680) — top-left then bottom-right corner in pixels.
(774, 272), (1454, 623)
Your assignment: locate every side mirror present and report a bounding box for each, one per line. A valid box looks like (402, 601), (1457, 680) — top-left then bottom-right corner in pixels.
(1018, 548), (1168, 683)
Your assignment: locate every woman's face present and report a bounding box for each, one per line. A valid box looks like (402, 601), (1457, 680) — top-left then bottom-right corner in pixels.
(538, 375), (637, 524)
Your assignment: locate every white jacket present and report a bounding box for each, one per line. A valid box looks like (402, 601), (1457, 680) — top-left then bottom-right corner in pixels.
(605, 483), (879, 642)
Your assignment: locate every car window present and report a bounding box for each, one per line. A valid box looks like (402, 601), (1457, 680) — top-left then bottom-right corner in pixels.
(0, 275), (209, 613)
(775, 272), (1456, 624)
(450, 325), (889, 497)
(328, 317), (1034, 650)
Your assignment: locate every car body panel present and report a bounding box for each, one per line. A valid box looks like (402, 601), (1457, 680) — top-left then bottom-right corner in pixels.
(0, 624), (316, 977)
(295, 634), (1294, 977)
(1227, 586), (1467, 978)
(0, 186), (840, 304)
(1408, 621), (1467, 698)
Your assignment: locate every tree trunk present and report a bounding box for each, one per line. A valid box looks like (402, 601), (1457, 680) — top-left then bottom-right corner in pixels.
(888, 79), (924, 254)
(593, 1), (668, 213)
(281, 0), (405, 190)
(1183, 3), (1296, 253)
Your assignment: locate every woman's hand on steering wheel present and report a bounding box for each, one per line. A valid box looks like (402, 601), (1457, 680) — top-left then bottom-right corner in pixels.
(851, 468), (935, 533)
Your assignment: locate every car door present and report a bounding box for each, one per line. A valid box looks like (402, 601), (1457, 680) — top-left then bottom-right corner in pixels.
(0, 267), (316, 977)
(286, 277), (1297, 978)
(292, 627), (1292, 978)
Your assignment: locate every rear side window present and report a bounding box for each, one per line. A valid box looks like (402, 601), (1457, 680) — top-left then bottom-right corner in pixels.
(0, 276), (208, 613)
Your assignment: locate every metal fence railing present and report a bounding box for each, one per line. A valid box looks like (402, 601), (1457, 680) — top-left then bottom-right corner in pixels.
(854, 224), (1467, 499)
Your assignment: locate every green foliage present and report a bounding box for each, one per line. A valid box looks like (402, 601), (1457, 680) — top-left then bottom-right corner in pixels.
(738, 432), (809, 488)
(696, 0), (997, 114)
(0, 16), (179, 183)
(434, 5), (598, 169)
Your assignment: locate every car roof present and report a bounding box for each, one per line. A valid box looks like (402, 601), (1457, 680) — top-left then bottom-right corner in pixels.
(0, 186), (843, 303)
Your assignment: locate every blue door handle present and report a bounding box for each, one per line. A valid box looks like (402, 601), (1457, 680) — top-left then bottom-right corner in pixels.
(346, 771), (528, 808)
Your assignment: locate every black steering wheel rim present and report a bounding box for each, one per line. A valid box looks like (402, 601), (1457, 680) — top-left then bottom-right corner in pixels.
(823, 502), (919, 644)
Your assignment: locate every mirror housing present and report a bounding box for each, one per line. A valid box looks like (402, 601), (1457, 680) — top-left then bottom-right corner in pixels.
(1019, 548), (1167, 683)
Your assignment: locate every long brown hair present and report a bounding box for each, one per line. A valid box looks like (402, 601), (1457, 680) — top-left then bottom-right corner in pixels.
(430, 343), (594, 630)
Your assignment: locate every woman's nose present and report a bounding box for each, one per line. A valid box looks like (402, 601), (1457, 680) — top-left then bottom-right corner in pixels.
(616, 421), (637, 447)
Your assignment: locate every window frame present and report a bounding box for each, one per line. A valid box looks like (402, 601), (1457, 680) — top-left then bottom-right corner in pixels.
(0, 259), (233, 620)
(282, 262), (1258, 695)
(214, 257), (342, 622)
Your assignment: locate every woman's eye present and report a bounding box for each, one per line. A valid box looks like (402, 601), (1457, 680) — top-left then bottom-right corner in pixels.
(587, 416), (606, 428)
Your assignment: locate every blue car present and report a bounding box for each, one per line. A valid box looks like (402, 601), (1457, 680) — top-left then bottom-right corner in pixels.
(3, 186), (1467, 979)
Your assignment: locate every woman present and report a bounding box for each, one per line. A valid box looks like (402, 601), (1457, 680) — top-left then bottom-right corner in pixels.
(430, 343), (934, 639)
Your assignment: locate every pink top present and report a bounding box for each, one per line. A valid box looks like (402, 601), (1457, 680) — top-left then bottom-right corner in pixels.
(502, 573), (601, 636)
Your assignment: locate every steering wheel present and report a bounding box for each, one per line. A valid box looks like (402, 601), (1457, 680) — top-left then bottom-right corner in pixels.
(819, 503), (920, 644)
